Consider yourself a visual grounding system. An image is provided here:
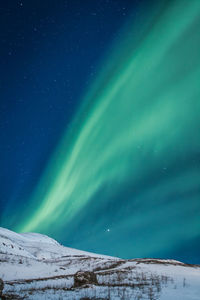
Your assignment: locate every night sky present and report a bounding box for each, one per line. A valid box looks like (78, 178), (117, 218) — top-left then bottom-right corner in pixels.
(1, 0), (200, 264)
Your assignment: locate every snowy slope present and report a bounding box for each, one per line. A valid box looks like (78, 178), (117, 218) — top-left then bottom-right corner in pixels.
(0, 227), (200, 299)
(0, 227), (111, 261)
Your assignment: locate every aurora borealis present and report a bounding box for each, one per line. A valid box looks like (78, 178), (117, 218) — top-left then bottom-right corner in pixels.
(1, 0), (200, 263)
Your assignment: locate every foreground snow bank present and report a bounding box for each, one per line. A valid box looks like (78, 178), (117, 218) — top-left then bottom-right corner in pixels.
(0, 227), (200, 299)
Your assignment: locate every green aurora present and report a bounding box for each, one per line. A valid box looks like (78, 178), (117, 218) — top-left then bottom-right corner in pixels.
(15, 0), (200, 259)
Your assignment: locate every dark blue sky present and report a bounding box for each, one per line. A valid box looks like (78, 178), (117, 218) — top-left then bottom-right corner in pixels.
(1, 1), (199, 265)
(0, 0), (137, 217)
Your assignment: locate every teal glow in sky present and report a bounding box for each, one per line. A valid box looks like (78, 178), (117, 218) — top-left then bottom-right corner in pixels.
(2, 0), (200, 263)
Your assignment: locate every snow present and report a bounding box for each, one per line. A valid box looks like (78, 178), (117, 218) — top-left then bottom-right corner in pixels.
(0, 226), (114, 261)
(1, 227), (200, 299)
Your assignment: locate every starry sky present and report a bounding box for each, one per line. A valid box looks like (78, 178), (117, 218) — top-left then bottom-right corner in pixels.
(0, 0), (200, 264)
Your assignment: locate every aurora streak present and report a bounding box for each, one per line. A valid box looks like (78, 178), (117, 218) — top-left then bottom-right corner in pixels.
(11, 0), (200, 259)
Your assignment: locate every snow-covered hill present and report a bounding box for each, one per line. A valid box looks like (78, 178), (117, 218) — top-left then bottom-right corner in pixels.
(0, 227), (200, 299)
